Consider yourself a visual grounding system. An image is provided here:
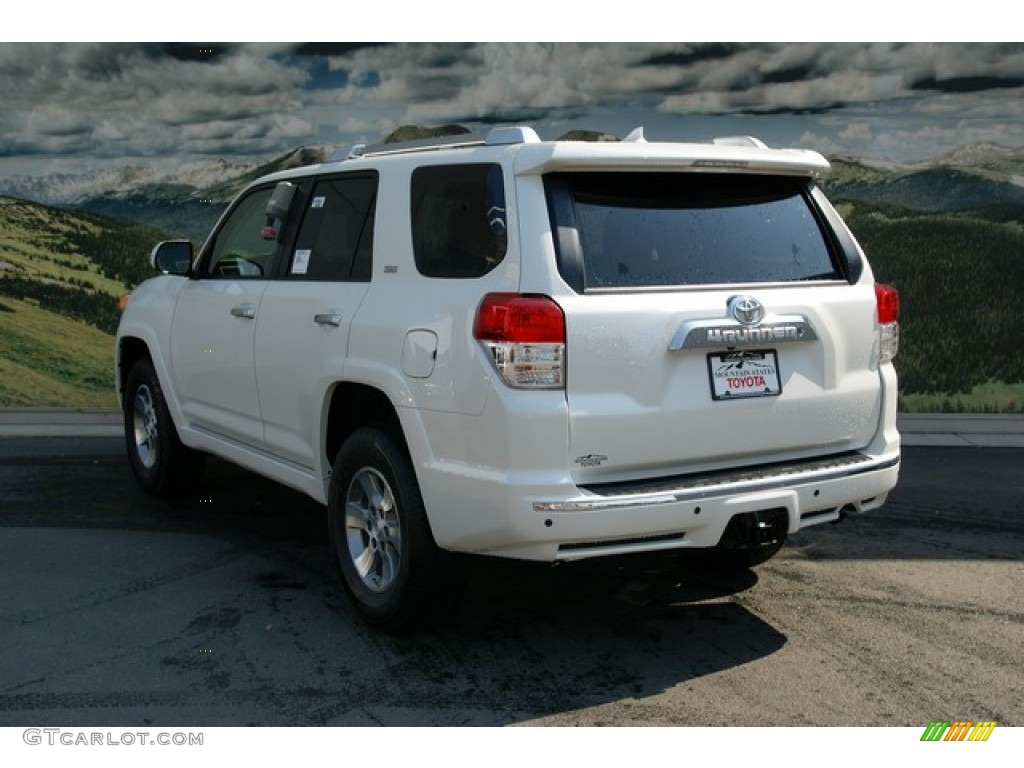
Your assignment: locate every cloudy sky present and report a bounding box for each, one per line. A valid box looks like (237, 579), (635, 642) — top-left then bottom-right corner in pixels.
(2, 40), (1023, 178)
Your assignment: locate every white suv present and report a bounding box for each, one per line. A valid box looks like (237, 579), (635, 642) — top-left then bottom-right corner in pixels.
(116, 126), (900, 629)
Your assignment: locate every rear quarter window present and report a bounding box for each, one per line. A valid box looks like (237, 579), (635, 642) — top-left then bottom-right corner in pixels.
(545, 172), (841, 291)
(411, 164), (507, 278)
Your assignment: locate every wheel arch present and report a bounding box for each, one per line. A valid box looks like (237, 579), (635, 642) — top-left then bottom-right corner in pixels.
(116, 336), (153, 408)
(324, 382), (409, 473)
(116, 332), (187, 436)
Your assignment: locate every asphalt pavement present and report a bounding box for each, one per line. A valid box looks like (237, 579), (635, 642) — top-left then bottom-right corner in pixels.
(0, 437), (1020, 727)
(1, 408), (1023, 447)
(1, 410), (1021, 728)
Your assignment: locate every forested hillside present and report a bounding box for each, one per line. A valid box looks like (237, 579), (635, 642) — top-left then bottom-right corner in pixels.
(838, 202), (1024, 411)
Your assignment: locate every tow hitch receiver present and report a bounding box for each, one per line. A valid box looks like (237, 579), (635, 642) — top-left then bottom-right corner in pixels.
(719, 508), (789, 551)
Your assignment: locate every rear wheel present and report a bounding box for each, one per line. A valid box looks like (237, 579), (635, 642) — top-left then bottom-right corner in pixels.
(123, 358), (205, 497)
(328, 426), (462, 631)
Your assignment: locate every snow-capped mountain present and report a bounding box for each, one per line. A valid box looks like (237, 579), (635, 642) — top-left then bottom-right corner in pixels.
(926, 142), (1024, 172)
(0, 146), (336, 240)
(0, 157), (264, 205)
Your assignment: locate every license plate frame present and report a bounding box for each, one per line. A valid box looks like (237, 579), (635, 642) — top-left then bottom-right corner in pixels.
(707, 349), (782, 401)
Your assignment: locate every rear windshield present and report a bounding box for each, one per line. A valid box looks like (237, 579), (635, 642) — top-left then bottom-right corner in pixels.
(545, 172), (840, 290)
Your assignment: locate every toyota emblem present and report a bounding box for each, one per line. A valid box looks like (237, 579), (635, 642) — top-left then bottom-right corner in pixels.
(728, 295), (765, 326)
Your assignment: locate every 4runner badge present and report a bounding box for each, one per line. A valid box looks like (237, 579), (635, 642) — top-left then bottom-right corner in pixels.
(574, 454), (608, 468)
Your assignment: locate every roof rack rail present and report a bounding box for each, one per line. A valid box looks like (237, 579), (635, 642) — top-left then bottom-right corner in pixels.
(485, 126), (541, 145)
(356, 133), (487, 158)
(713, 135), (768, 148)
(326, 143), (366, 162)
(326, 126), (543, 163)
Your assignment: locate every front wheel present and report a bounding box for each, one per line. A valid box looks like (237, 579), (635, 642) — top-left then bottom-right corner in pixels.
(328, 426), (463, 631)
(123, 358), (205, 497)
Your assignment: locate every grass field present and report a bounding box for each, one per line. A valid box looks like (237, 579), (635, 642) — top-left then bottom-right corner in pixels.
(899, 381), (1024, 413)
(0, 197), (128, 295)
(0, 197), (162, 408)
(0, 297), (117, 408)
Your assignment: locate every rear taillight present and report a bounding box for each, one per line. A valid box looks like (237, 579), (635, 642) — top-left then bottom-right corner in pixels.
(474, 293), (565, 388)
(875, 283), (900, 364)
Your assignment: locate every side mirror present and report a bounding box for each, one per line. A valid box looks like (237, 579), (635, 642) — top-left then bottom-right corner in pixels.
(150, 240), (193, 276)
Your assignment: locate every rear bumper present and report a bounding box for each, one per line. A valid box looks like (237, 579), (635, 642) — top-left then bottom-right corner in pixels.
(421, 448), (899, 561)
(538, 451), (896, 513)
(535, 451), (898, 560)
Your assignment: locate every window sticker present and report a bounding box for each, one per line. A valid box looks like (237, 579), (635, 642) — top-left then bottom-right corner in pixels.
(311, 196), (326, 209)
(292, 249), (312, 275)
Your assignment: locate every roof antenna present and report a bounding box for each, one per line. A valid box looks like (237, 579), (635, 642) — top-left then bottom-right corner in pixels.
(624, 127), (646, 143)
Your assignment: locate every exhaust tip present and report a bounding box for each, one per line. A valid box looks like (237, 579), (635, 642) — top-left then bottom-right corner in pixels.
(831, 504), (858, 524)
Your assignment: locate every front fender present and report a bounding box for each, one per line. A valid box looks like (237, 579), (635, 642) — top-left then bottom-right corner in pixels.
(115, 276), (189, 431)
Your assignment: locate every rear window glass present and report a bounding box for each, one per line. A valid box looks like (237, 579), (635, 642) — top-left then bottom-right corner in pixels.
(547, 172), (839, 290)
(411, 164), (507, 278)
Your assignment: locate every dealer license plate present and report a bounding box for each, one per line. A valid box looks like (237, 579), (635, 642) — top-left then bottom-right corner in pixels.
(707, 350), (782, 401)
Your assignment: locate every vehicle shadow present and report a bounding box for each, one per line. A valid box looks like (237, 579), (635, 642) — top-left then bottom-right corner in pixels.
(168, 459), (788, 724)
(389, 554), (785, 724)
(2, 445), (782, 725)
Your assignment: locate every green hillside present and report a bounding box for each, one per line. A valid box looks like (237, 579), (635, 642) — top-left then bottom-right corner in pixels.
(826, 166), (1024, 212)
(0, 296), (117, 407)
(0, 197), (169, 294)
(823, 149), (1024, 411)
(0, 197), (172, 407)
(839, 201), (1024, 411)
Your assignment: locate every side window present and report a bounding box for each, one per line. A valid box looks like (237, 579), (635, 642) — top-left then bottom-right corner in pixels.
(204, 187), (277, 278)
(289, 174), (377, 281)
(411, 164), (506, 278)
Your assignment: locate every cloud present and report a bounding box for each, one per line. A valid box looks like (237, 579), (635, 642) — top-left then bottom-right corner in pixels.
(0, 43), (313, 160)
(839, 122), (874, 143)
(328, 43), (656, 121)
(2, 41), (1024, 172)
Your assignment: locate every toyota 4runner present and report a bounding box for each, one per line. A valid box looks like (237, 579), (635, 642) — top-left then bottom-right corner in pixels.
(116, 126), (901, 629)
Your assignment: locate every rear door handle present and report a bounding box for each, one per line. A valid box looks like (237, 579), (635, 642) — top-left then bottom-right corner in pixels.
(314, 311), (344, 327)
(230, 303), (256, 319)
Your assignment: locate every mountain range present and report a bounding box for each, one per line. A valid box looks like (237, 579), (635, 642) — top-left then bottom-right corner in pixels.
(6, 139), (1024, 205)
(0, 147), (333, 241)
(824, 144), (1024, 212)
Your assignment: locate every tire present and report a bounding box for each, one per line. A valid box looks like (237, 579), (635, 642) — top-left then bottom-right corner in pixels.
(123, 358), (205, 497)
(328, 426), (462, 631)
